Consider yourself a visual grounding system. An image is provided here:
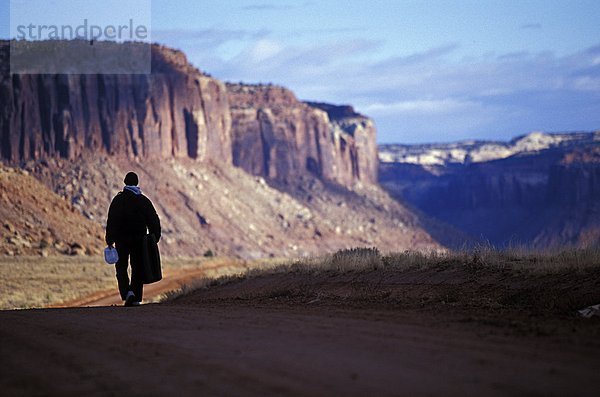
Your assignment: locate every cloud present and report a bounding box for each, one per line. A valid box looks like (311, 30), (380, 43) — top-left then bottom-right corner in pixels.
(300, 27), (368, 35)
(245, 38), (282, 62)
(241, 2), (313, 11)
(172, 33), (600, 142)
(152, 28), (267, 48)
(151, 28), (270, 72)
(362, 99), (482, 116)
(219, 38), (381, 80)
(241, 3), (294, 11)
(572, 76), (600, 91)
(520, 23), (542, 30)
(372, 44), (460, 69)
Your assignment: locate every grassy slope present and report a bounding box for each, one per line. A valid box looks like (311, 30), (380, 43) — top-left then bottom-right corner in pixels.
(169, 248), (600, 337)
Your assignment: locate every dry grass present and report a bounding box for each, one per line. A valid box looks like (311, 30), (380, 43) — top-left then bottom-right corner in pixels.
(4, 246), (599, 310)
(318, 246), (600, 273)
(0, 256), (113, 309)
(0, 255), (232, 310)
(167, 247), (600, 322)
(160, 256), (287, 302)
(382, 245), (600, 273)
(171, 246), (600, 295)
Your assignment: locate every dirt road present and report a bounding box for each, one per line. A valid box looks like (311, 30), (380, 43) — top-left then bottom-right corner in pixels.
(3, 261), (600, 396)
(52, 267), (208, 307)
(1, 301), (599, 396)
(51, 259), (248, 308)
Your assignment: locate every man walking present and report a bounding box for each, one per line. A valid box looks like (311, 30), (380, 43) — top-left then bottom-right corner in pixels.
(105, 172), (161, 306)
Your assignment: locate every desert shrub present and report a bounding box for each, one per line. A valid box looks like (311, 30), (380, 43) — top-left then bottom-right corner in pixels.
(162, 246), (600, 303)
(451, 244), (600, 272)
(323, 247), (383, 271)
(384, 250), (452, 270)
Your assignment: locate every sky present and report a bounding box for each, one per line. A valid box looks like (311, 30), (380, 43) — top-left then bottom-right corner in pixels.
(2, 0), (600, 143)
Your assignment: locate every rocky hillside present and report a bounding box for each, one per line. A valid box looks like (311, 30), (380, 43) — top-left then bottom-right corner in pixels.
(0, 165), (104, 256)
(0, 40), (438, 257)
(379, 132), (600, 248)
(11, 154), (433, 258)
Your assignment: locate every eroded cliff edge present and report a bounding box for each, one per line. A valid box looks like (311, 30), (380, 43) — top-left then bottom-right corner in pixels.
(227, 84), (377, 186)
(1, 43), (232, 164)
(1, 41), (376, 189)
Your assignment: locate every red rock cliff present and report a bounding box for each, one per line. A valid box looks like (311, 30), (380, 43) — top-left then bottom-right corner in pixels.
(227, 84), (377, 186)
(1, 41), (378, 188)
(0, 42), (232, 164)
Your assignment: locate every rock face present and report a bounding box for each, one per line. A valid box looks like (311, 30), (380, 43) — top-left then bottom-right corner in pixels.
(307, 101), (378, 185)
(227, 84), (377, 186)
(547, 148), (600, 206)
(1, 41), (377, 190)
(0, 42), (232, 164)
(379, 134), (600, 248)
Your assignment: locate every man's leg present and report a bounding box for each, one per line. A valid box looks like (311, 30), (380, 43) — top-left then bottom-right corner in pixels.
(115, 243), (131, 301)
(129, 241), (144, 302)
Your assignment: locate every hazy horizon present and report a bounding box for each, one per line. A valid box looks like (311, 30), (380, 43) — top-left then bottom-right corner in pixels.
(2, 0), (599, 143)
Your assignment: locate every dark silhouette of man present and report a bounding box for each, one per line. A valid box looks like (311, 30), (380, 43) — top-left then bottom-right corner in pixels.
(105, 172), (161, 306)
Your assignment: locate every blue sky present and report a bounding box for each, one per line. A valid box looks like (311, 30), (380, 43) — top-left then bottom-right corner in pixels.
(2, 0), (600, 143)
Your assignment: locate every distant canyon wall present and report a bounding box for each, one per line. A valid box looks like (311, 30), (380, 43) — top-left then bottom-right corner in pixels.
(0, 41), (377, 188)
(379, 144), (600, 248)
(547, 150), (600, 206)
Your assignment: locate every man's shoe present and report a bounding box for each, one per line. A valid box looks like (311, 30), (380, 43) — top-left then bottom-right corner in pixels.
(124, 291), (136, 307)
(131, 301), (141, 306)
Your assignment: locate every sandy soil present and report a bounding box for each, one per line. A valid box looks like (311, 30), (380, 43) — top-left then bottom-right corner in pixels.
(2, 264), (600, 396)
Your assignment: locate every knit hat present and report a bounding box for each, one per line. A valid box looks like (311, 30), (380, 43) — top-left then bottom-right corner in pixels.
(124, 172), (139, 186)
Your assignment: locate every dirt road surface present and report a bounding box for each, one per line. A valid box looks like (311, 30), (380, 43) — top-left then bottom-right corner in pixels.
(52, 267), (209, 307)
(1, 301), (599, 396)
(51, 259), (248, 308)
(3, 262), (600, 396)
